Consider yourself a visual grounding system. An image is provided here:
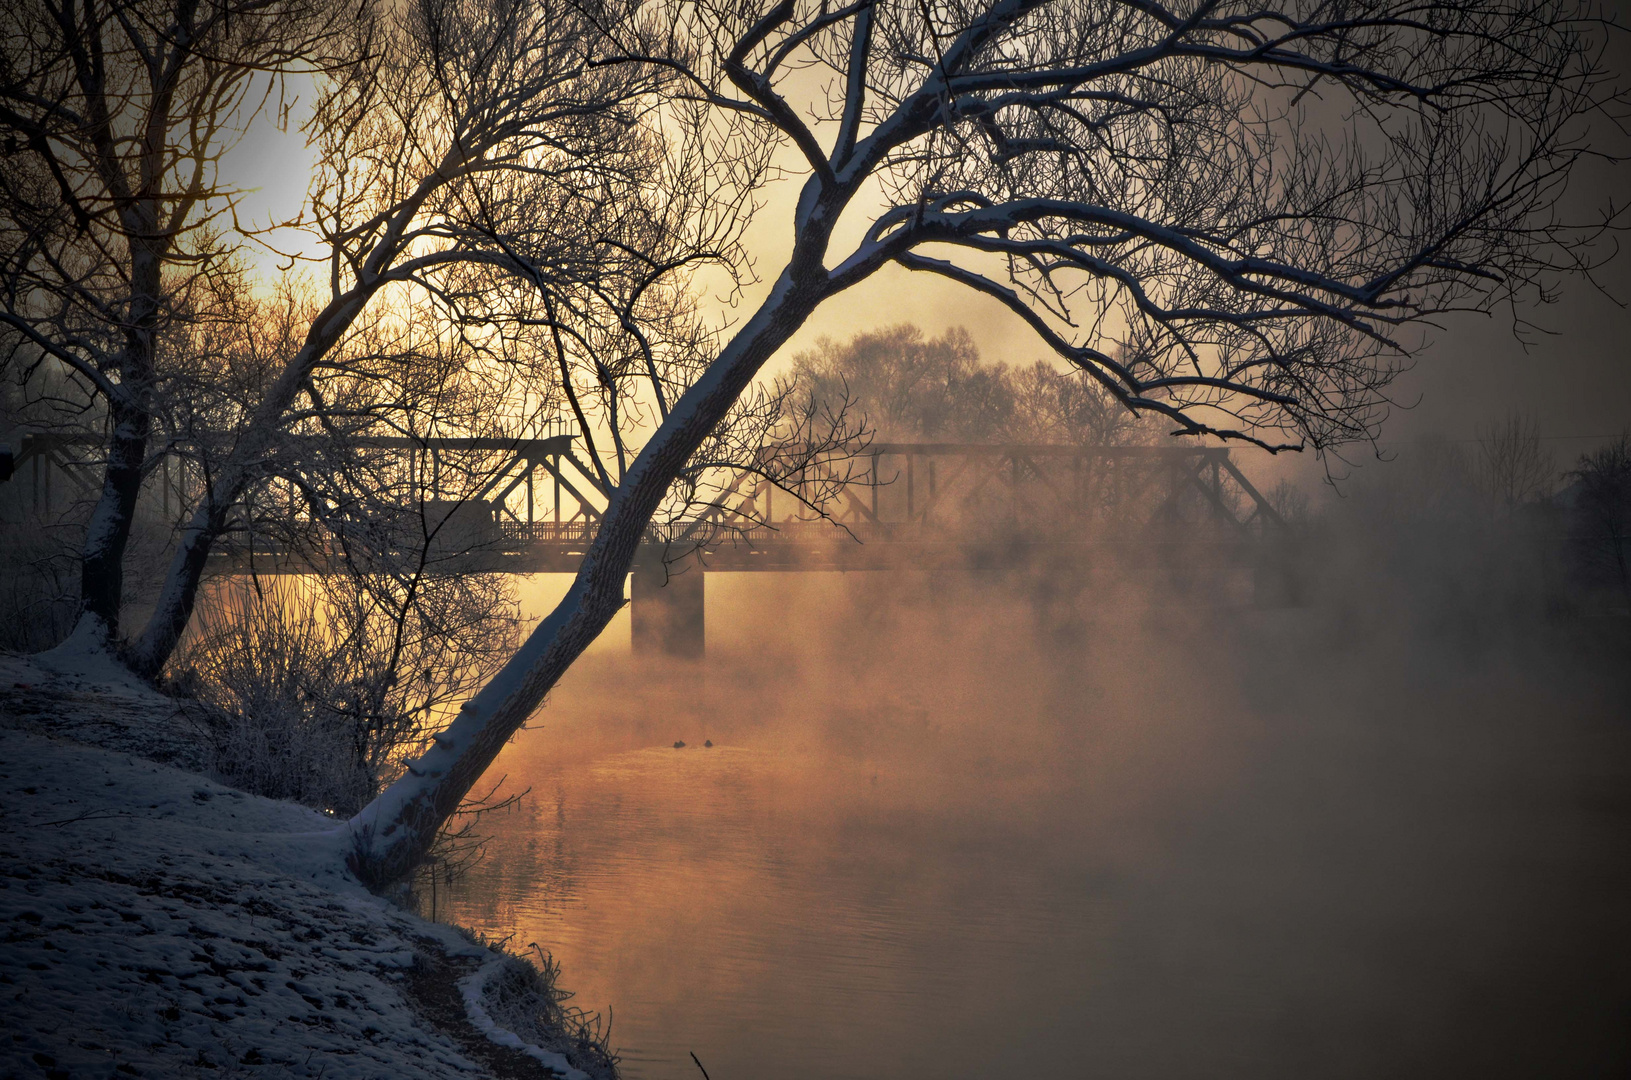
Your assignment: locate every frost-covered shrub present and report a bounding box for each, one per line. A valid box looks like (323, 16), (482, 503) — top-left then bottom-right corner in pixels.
(481, 944), (619, 1080)
(178, 583), (384, 813)
(174, 571), (517, 816)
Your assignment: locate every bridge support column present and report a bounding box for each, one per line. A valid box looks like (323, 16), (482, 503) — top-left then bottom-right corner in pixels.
(631, 567), (705, 659)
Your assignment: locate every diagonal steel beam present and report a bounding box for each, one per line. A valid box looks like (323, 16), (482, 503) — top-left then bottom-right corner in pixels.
(535, 456), (604, 522)
(1216, 454), (1288, 534)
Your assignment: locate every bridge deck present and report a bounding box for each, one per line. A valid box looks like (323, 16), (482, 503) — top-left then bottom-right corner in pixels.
(206, 519), (1273, 575)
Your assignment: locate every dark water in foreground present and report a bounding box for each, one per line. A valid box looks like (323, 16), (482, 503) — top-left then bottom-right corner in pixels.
(436, 574), (1631, 1080)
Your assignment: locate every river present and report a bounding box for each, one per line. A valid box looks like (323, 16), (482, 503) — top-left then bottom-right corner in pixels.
(434, 571), (1631, 1080)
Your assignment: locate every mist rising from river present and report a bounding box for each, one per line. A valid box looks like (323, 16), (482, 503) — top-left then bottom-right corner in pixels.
(440, 490), (1631, 1080)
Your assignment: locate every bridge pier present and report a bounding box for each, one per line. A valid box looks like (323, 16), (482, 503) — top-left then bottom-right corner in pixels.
(630, 566), (705, 659)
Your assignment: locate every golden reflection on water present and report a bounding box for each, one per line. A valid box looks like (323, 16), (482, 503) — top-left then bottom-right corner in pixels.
(438, 572), (1631, 1080)
(444, 716), (1132, 1079)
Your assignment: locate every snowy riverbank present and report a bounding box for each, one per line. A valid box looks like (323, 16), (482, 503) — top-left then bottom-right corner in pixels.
(0, 653), (611, 1080)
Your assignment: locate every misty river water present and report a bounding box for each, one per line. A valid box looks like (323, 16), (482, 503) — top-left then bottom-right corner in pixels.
(433, 570), (1631, 1080)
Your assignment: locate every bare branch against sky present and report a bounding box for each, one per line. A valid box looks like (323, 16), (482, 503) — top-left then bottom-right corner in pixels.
(0, 0), (355, 640)
(344, 0), (1629, 884)
(2, 0), (744, 678)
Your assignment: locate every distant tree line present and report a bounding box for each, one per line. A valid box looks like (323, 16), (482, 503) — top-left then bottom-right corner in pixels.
(792, 324), (1162, 446)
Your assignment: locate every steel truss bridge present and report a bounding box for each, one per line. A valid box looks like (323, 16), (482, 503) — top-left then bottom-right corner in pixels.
(463, 440), (1289, 572)
(2, 431), (1294, 655)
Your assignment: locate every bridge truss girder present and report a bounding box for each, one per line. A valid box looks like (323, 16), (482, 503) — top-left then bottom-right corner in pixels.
(3, 430), (1289, 578)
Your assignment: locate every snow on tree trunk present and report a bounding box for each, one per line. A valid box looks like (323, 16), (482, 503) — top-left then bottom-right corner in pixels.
(75, 234), (164, 645)
(77, 397), (150, 637)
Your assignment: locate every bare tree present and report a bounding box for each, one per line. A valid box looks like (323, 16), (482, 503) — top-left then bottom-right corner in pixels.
(345, 0), (1624, 884)
(1475, 410), (1556, 508)
(1569, 432), (1631, 608)
(163, 258), (568, 817)
(792, 322), (1160, 443)
(0, 0), (351, 643)
(792, 324), (1006, 439)
(654, 370), (870, 551)
(119, 0), (743, 678)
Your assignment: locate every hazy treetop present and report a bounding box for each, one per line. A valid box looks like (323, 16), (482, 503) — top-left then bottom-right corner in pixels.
(791, 324), (1160, 445)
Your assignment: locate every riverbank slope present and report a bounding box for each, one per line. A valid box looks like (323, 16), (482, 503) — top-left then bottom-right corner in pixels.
(0, 652), (609, 1080)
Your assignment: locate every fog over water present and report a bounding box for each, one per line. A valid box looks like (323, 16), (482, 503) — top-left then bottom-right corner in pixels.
(432, 493), (1631, 1080)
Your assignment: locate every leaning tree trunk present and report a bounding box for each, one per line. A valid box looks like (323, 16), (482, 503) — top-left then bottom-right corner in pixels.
(126, 158), (455, 680)
(344, 270), (824, 886)
(125, 290), (375, 680)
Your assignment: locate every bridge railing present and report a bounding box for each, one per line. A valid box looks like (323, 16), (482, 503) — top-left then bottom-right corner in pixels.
(491, 517), (867, 550)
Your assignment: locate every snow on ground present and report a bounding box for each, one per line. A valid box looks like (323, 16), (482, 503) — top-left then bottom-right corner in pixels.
(0, 654), (602, 1080)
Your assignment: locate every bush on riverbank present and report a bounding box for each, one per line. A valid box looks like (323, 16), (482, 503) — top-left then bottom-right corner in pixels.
(172, 573), (518, 817)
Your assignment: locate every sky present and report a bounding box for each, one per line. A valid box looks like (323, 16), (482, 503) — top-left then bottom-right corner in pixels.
(216, 5), (1631, 493)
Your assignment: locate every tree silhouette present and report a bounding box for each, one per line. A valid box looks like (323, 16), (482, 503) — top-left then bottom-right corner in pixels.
(0, 0), (351, 641)
(345, 0), (1627, 883)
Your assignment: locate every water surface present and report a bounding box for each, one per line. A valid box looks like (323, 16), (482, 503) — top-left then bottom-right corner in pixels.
(438, 573), (1631, 1080)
